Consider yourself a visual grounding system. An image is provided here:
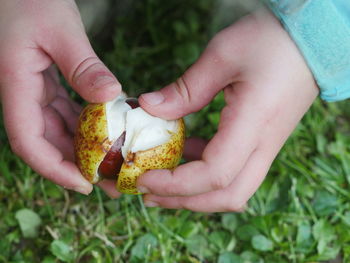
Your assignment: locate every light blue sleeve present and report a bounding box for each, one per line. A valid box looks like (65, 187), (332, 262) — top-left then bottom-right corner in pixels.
(264, 0), (350, 102)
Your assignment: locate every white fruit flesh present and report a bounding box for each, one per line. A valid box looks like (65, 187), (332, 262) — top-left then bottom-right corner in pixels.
(105, 95), (177, 160)
(122, 108), (177, 159)
(105, 93), (130, 141)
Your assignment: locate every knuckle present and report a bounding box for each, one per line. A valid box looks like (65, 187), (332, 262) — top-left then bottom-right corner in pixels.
(257, 103), (283, 132)
(210, 172), (232, 190)
(207, 27), (228, 49)
(8, 136), (25, 157)
(161, 177), (183, 195)
(205, 43), (229, 67)
(163, 184), (179, 196)
(207, 27), (240, 60)
(206, 15), (260, 64)
(174, 76), (191, 105)
(179, 199), (193, 211)
(162, 175), (191, 196)
(71, 56), (102, 85)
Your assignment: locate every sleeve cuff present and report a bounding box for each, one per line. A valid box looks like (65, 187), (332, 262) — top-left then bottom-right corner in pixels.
(265, 0), (350, 102)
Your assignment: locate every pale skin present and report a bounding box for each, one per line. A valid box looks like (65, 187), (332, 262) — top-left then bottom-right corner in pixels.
(0, 0), (121, 197)
(0, 1), (319, 212)
(137, 8), (319, 212)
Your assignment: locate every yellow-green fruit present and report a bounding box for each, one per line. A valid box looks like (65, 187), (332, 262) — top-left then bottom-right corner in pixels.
(74, 103), (111, 184)
(117, 119), (185, 194)
(74, 95), (185, 194)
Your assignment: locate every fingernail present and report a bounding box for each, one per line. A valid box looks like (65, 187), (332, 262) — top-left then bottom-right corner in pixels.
(73, 186), (92, 195)
(144, 200), (159, 207)
(72, 181), (93, 195)
(141, 92), (164, 105)
(94, 75), (119, 90)
(137, 186), (150, 194)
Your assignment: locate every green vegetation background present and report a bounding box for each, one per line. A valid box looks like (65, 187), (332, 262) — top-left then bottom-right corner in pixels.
(1, 0), (350, 262)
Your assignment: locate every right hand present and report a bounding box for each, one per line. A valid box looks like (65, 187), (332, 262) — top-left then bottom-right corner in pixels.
(0, 0), (121, 198)
(137, 8), (319, 212)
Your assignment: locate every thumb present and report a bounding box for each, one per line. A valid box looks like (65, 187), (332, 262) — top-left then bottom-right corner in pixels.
(139, 46), (237, 120)
(42, 19), (120, 103)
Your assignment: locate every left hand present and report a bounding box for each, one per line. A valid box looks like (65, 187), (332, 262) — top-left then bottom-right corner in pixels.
(136, 8), (319, 212)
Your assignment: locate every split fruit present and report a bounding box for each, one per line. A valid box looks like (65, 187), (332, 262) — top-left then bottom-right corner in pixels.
(74, 93), (185, 194)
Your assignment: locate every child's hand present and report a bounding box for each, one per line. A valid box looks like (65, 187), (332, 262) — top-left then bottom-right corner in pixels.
(0, 0), (121, 197)
(137, 8), (319, 212)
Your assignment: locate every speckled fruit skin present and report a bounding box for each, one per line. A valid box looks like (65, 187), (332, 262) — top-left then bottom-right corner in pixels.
(117, 119), (185, 194)
(74, 102), (185, 194)
(74, 103), (112, 184)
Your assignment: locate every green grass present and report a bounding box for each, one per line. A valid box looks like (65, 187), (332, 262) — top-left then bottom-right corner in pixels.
(1, 0), (350, 262)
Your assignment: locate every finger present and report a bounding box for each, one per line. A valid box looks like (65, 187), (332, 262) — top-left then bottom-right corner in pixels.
(55, 85), (83, 114)
(42, 70), (80, 135)
(50, 96), (80, 134)
(58, 86), (83, 115)
(44, 67), (75, 101)
(56, 85), (71, 99)
(139, 40), (240, 120)
(41, 67), (59, 107)
(55, 84), (83, 115)
(43, 67), (71, 102)
(46, 64), (60, 84)
(183, 137), (207, 161)
(43, 105), (75, 161)
(143, 147), (272, 212)
(39, 7), (120, 103)
(97, 180), (122, 199)
(70, 99), (83, 115)
(1, 65), (92, 195)
(69, 100), (83, 115)
(43, 68), (83, 118)
(137, 87), (259, 196)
